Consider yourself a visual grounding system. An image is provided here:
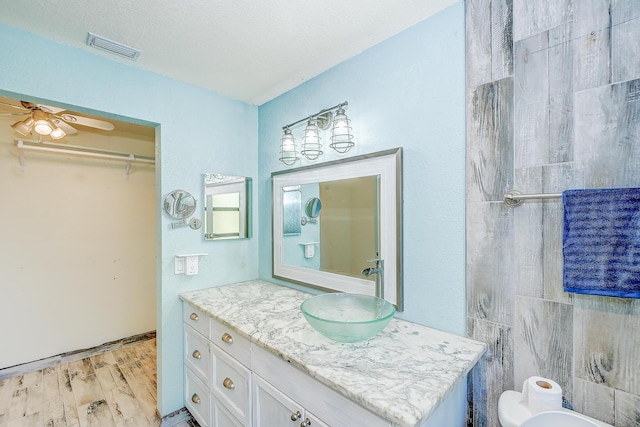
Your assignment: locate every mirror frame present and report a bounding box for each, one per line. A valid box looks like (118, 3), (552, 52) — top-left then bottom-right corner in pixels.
(272, 148), (403, 310)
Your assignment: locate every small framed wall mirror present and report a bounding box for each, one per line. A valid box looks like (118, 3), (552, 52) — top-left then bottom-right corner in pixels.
(272, 148), (403, 310)
(203, 174), (252, 240)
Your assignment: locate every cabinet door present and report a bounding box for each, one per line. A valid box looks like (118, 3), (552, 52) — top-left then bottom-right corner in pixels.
(212, 395), (245, 427)
(253, 375), (304, 427)
(185, 367), (211, 427)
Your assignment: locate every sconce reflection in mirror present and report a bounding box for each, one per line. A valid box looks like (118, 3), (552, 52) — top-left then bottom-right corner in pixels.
(203, 174), (252, 240)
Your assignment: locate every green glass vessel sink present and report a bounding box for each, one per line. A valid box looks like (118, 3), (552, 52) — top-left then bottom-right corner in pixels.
(300, 293), (396, 342)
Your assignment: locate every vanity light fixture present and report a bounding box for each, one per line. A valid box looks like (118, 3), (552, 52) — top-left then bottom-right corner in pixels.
(279, 128), (299, 166)
(278, 101), (354, 165)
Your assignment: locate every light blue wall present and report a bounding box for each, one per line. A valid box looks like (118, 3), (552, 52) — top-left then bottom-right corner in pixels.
(258, 2), (466, 334)
(0, 24), (259, 415)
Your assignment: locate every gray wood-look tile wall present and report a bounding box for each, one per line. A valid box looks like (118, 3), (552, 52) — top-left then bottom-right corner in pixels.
(466, 0), (640, 426)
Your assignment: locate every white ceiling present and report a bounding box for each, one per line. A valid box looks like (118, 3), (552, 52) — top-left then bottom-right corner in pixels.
(0, 0), (456, 105)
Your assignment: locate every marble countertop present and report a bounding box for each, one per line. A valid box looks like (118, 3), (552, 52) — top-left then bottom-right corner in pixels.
(180, 280), (486, 427)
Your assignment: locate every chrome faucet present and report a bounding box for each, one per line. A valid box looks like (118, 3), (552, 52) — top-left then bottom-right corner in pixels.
(362, 258), (384, 299)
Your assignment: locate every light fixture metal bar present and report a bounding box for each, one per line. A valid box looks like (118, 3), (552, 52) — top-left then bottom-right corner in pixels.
(282, 101), (348, 130)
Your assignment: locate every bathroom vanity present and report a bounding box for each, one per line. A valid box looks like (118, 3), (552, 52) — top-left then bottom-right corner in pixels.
(180, 280), (486, 427)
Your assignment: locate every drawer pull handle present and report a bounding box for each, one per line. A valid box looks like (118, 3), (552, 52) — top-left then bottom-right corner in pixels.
(221, 332), (233, 344)
(223, 377), (235, 390)
(191, 393), (200, 404)
(291, 411), (301, 421)
(300, 418), (311, 427)
(192, 350), (201, 359)
(190, 313), (199, 321)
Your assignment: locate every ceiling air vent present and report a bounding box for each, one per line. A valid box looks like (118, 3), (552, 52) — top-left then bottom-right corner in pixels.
(86, 32), (141, 61)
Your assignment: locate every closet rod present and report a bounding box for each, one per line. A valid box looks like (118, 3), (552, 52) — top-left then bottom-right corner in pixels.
(504, 190), (562, 207)
(16, 140), (155, 164)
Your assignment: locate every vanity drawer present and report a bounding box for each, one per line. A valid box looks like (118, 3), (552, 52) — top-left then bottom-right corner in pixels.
(211, 344), (251, 426)
(210, 319), (251, 367)
(184, 324), (210, 382)
(185, 366), (211, 427)
(184, 305), (210, 338)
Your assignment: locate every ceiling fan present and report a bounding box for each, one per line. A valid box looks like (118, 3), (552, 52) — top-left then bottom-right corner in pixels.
(0, 100), (115, 140)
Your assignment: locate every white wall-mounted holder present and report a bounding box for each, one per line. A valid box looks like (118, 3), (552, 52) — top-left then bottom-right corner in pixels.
(175, 253), (208, 276)
(300, 242), (319, 259)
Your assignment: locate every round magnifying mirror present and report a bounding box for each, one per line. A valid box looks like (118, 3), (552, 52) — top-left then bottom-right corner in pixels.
(164, 190), (196, 219)
(305, 197), (322, 218)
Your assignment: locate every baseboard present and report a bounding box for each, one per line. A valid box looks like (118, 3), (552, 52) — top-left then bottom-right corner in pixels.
(160, 407), (196, 427)
(0, 330), (156, 380)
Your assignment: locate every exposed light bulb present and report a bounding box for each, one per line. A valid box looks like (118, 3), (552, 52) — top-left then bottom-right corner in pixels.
(330, 106), (354, 153)
(301, 118), (322, 160)
(279, 128), (299, 166)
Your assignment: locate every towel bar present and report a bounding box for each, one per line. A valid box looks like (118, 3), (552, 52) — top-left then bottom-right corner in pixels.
(504, 190), (562, 207)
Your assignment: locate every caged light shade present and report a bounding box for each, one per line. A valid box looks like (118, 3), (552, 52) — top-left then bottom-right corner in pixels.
(330, 105), (354, 153)
(279, 128), (299, 166)
(301, 118), (323, 160)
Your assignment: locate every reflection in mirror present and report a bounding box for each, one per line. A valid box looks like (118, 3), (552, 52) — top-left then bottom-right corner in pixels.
(305, 197), (323, 218)
(319, 176), (377, 278)
(272, 148), (402, 309)
(164, 190), (196, 219)
(203, 174), (252, 240)
(282, 186), (302, 235)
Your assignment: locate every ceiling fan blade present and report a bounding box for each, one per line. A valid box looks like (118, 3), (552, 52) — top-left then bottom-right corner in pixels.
(19, 101), (66, 114)
(0, 100), (29, 111)
(57, 113), (115, 131)
(37, 104), (67, 114)
(51, 118), (78, 135)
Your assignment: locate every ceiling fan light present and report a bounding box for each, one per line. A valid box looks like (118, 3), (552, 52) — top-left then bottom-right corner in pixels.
(32, 110), (54, 135)
(34, 120), (53, 135)
(50, 127), (66, 140)
(11, 117), (34, 136)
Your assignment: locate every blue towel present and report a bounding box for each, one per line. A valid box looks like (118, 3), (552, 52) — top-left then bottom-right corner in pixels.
(563, 188), (640, 298)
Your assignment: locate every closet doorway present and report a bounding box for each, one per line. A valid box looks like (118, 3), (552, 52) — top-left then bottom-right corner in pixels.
(0, 94), (157, 381)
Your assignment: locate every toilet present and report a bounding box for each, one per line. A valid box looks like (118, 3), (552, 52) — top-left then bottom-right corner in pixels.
(498, 389), (613, 427)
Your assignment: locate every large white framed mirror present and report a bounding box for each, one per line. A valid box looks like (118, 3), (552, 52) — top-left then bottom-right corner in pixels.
(272, 148), (403, 310)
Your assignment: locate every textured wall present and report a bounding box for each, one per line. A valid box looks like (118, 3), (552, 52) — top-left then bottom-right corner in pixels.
(259, 3), (467, 334)
(466, 0), (640, 425)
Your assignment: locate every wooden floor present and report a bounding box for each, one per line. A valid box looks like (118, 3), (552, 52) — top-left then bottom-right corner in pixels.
(0, 338), (199, 427)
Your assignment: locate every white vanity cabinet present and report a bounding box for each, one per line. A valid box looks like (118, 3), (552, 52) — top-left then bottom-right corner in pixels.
(183, 304), (390, 427)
